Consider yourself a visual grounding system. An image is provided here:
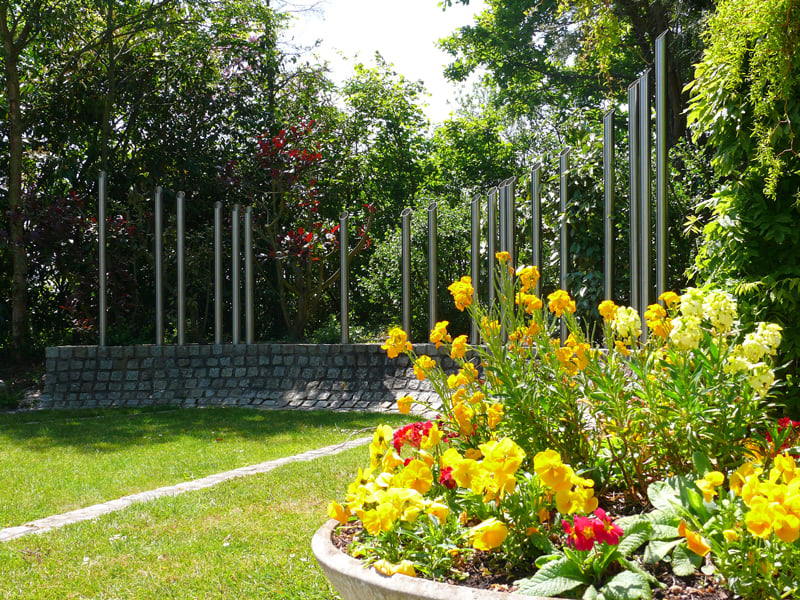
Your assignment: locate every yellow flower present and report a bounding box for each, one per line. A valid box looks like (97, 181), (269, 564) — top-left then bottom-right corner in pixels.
(420, 422), (442, 450)
(678, 521), (711, 557)
(598, 300), (619, 321)
(644, 303), (667, 321)
(362, 503), (399, 535)
(481, 317), (501, 337)
(450, 335), (468, 359)
(533, 449), (574, 492)
(695, 471), (725, 502)
(772, 506), (800, 543)
(381, 327), (412, 359)
(659, 291), (680, 307)
(429, 321), (452, 348)
(413, 355), (436, 380)
(547, 290), (576, 317)
(614, 340), (631, 356)
(397, 395), (413, 414)
(374, 559), (416, 577)
(480, 437), (526, 476)
(464, 447), (483, 460)
(495, 251), (511, 264)
(395, 459), (433, 494)
(448, 276), (474, 311)
(516, 265), (540, 292)
(745, 506), (773, 539)
(730, 462), (761, 496)
(425, 501), (450, 522)
(441, 448), (480, 488)
(382, 450), (404, 472)
(722, 529), (739, 542)
(468, 391), (486, 405)
(516, 292), (543, 314)
(327, 501), (350, 524)
(468, 518), (508, 551)
(453, 402), (475, 435)
(487, 403), (504, 429)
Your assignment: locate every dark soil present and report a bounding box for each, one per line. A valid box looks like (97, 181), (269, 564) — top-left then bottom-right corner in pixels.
(331, 524), (734, 599)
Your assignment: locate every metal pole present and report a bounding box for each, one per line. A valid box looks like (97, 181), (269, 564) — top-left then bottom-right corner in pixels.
(487, 188), (497, 306)
(628, 82), (640, 312)
(639, 70), (651, 332)
(401, 208), (412, 337)
(427, 201), (438, 332)
(506, 177), (515, 263)
(497, 184), (506, 254)
(560, 149), (570, 343)
(214, 202), (223, 345)
(98, 171), (107, 346)
(154, 187), (163, 345)
(531, 164), (542, 298)
(656, 32), (668, 298)
(603, 110), (615, 301)
(245, 206), (254, 344)
(176, 191), (185, 345)
(470, 193), (480, 344)
(340, 211), (349, 344)
(231, 204), (240, 344)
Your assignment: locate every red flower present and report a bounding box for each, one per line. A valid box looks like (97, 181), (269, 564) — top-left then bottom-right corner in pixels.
(592, 509), (623, 546)
(439, 466), (456, 489)
(563, 518), (595, 551)
(393, 421), (433, 452)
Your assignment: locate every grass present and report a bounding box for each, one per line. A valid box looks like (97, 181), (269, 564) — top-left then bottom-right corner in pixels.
(0, 445), (367, 599)
(0, 407), (409, 527)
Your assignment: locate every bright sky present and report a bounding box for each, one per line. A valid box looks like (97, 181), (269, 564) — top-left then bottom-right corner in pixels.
(283, 0), (488, 124)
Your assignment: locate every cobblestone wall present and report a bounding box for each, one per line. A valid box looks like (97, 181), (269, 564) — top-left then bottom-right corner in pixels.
(40, 343), (461, 411)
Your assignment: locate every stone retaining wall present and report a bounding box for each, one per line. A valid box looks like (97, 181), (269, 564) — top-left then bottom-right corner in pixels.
(40, 343), (461, 411)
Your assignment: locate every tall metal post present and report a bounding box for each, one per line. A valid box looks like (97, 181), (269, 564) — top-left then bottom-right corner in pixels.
(401, 208), (412, 337)
(154, 187), (164, 345)
(639, 70), (651, 333)
(655, 32), (668, 298)
(98, 171), (107, 346)
(559, 149), (570, 343)
(628, 82), (640, 312)
(176, 191), (185, 345)
(214, 202), (223, 345)
(497, 184), (506, 254)
(244, 206), (254, 344)
(427, 201), (438, 332)
(339, 211), (350, 344)
(487, 188), (497, 306)
(506, 177), (515, 262)
(531, 164), (542, 298)
(470, 193), (480, 344)
(603, 110), (616, 301)
(231, 204), (240, 344)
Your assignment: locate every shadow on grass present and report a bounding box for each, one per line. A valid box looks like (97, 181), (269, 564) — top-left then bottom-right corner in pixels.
(0, 407), (411, 454)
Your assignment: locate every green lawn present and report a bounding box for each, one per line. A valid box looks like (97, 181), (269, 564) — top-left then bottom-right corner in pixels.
(0, 407), (407, 527)
(0, 445), (368, 599)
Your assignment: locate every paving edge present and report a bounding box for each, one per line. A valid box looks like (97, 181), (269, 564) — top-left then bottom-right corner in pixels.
(0, 436), (370, 542)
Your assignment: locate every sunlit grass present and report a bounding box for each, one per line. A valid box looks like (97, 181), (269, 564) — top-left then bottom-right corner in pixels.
(0, 407), (408, 526)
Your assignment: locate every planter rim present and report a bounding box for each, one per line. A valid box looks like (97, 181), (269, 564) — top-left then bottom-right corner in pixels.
(312, 519), (564, 600)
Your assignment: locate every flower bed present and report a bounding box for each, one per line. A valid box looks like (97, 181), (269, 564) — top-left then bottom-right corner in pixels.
(319, 253), (799, 600)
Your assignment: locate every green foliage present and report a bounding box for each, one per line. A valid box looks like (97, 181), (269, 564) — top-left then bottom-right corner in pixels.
(688, 0), (800, 411)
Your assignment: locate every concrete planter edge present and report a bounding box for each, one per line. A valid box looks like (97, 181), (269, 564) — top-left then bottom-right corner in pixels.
(312, 519), (563, 600)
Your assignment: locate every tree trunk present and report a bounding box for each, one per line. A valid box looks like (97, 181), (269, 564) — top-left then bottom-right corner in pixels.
(2, 34), (28, 354)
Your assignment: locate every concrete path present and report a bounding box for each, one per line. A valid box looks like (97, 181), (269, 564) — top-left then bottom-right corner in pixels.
(0, 436), (369, 543)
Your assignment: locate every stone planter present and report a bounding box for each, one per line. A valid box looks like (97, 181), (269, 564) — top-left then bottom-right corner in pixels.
(312, 519), (560, 600)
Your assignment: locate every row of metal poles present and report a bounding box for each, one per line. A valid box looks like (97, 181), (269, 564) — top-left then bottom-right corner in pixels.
(396, 32), (669, 343)
(97, 32), (669, 347)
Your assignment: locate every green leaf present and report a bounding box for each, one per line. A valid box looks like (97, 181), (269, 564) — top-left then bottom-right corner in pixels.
(600, 571), (653, 600)
(617, 521), (653, 557)
(514, 557), (589, 597)
(582, 585), (601, 600)
(692, 452), (713, 477)
(643, 539), (683, 564)
(671, 544), (702, 577)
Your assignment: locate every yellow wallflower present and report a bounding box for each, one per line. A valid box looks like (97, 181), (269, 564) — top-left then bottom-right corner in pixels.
(516, 265), (540, 292)
(614, 340), (631, 356)
(481, 317), (501, 337)
(598, 300), (619, 321)
(453, 402), (475, 435)
(448, 276), (474, 311)
(659, 291), (680, 307)
(450, 335), (468, 359)
(397, 395), (413, 414)
(468, 518), (508, 551)
(429, 321), (452, 348)
(547, 290), (577, 317)
(327, 501), (350, 524)
(381, 327), (412, 358)
(516, 291), (543, 314)
(469, 391), (486, 405)
(373, 559), (416, 577)
(495, 251), (511, 263)
(413, 355), (436, 380)
(420, 422), (442, 449)
(487, 403), (504, 429)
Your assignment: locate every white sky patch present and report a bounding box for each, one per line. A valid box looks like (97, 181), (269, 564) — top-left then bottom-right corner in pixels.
(284, 0), (488, 124)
